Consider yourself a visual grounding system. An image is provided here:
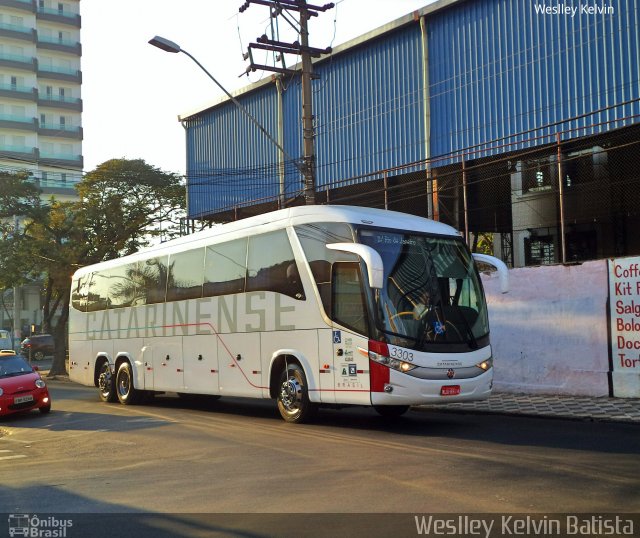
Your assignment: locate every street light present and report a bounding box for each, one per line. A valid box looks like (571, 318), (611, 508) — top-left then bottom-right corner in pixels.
(148, 35), (304, 196)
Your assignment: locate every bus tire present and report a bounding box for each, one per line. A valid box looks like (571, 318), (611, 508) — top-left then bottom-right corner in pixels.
(97, 361), (117, 403)
(277, 363), (318, 424)
(373, 405), (410, 418)
(115, 361), (141, 405)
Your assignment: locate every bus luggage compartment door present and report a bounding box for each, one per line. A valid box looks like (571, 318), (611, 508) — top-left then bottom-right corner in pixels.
(218, 333), (261, 397)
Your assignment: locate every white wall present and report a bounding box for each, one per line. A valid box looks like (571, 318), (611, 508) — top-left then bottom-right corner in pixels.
(481, 260), (610, 397)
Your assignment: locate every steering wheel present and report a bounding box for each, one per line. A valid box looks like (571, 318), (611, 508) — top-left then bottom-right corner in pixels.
(389, 311), (417, 322)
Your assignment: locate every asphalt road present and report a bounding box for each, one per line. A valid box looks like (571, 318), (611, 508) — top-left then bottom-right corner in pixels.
(1, 380), (639, 536)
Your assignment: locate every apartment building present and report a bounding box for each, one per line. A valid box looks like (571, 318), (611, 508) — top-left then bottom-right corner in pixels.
(0, 0), (82, 342)
(0, 0), (82, 200)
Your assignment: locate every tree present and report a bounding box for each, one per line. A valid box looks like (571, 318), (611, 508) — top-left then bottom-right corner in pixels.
(0, 172), (43, 342)
(0, 159), (185, 376)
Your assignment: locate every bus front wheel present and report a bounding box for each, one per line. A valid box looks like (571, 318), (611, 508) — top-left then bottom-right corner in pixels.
(277, 363), (317, 424)
(115, 362), (141, 405)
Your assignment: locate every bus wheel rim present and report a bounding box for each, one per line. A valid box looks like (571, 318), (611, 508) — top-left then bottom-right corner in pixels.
(280, 377), (302, 412)
(98, 367), (111, 395)
(118, 372), (129, 397)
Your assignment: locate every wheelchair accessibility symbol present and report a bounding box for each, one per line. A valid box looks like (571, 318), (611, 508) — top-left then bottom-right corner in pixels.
(333, 330), (341, 344)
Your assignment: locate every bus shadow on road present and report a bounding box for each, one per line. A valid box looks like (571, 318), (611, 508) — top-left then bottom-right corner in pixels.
(314, 406), (640, 455)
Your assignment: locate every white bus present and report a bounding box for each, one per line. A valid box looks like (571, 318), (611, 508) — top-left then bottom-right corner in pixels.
(69, 205), (508, 423)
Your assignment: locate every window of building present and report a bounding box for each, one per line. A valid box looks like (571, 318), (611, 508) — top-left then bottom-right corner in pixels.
(525, 235), (555, 265)
(523, 158), (553, 193)
(11, 105), (25, 118)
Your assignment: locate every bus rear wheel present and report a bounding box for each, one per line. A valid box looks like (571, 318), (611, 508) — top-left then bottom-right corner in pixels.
(373, 405), (410, 418)
(97, 361), (117, 403)
(277, 363), (317, 424)
(115, 362), (141, 405)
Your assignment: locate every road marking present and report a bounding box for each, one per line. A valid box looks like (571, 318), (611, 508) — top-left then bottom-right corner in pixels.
(0, 454), (27, 461)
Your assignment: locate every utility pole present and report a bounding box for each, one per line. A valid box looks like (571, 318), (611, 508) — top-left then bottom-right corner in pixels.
(239, 0), (334, 205)
(299, 3), (316, 205)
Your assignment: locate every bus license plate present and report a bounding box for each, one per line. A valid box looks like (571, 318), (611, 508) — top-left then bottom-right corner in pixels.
(14, 394), (34, 404)
(440, 385), (460, 396)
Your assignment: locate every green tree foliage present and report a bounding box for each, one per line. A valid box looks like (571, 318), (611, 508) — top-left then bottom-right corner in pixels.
(0, 160), (185, 376)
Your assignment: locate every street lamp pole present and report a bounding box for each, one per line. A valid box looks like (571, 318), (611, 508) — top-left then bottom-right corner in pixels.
(148, 36), (304, 196)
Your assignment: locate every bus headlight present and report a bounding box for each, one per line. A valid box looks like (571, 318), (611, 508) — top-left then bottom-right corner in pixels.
(476, 358), (493, 371)
(367, 341), (418, 373)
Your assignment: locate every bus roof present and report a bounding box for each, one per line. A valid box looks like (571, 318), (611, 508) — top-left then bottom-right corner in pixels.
(72, 205), (460, 278)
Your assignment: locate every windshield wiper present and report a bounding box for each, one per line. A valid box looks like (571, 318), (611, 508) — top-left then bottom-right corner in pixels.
(452, 303), (478, 349)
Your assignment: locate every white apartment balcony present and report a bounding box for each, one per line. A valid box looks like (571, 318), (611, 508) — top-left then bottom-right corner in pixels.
(0, 0), (36, 14)
(0, 82), (38, 102)
(0, 21), (37, 42)
(36, 5), (81, 28)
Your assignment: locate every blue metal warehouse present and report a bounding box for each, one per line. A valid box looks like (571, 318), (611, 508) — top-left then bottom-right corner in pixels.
(180, 0), (640, 267)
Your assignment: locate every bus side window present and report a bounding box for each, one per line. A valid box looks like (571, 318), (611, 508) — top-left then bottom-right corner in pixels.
(86, 272), (110, 312)
(246, 230), (305, 300)
(142, 256), (170, 305)
(331, 262), (369, 336)
(166, 248), (205, 301)
(203, 238), (248, 297)
(71, 274), (89, 312)
(108, 263), (139, 308)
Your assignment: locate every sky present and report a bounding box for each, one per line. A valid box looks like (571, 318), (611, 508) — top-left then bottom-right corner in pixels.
(81, 0), (436, 176)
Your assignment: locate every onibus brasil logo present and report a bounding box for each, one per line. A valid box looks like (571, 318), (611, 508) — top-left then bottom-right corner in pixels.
(8, 514), (73, 537)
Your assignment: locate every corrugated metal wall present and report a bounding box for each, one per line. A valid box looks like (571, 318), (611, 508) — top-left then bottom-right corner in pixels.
(184, 87), (283, 219)
(184, 0), (640, 219)
(310, 26), (425, 189)
(429, 0), (640, 158)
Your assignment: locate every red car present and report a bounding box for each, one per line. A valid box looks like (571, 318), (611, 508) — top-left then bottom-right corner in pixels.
(0, 351), (51, 417)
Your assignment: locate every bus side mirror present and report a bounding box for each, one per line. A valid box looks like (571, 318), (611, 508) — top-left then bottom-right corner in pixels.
(326, 243), (384, 289)
(472, 253), (509, 293)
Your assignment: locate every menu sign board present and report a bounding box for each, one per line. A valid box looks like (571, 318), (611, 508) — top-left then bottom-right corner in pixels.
(608, 258), (640, 397)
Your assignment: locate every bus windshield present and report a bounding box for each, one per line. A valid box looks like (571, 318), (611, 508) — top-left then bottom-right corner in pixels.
(358, 228), (489, 351)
